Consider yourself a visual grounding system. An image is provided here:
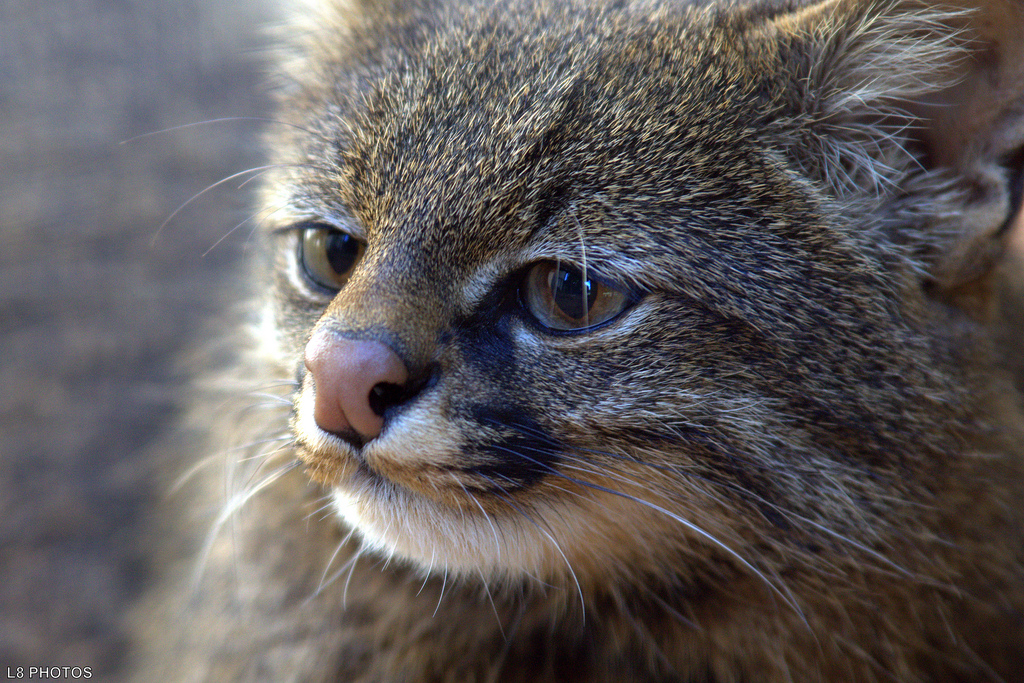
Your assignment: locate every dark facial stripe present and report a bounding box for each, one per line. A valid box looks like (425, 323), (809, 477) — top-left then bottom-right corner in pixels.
(465, 405), (563, 491)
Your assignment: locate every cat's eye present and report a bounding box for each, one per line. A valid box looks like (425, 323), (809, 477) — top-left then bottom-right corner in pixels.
(300, 224), (365, 291)
(521, 261), (630, 331)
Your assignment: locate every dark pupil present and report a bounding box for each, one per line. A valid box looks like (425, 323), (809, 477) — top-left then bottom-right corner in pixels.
(325, 232), (360, 275)
(551, 266), (596, 320)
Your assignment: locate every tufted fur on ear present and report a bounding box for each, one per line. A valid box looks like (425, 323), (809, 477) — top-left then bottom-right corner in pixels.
(770, 0), (1024, 300)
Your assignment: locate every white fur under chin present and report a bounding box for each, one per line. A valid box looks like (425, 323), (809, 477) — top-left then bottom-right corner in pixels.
(329, 484), (548, 578)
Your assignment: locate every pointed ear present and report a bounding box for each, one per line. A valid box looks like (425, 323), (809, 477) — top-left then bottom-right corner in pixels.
(771, 0), (1024, 297)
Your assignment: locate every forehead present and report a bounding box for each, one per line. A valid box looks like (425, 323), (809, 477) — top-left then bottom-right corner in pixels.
(283, 1), (771, 241)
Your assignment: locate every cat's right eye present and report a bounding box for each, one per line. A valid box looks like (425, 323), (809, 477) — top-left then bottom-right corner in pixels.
(299, 224), (365, 292)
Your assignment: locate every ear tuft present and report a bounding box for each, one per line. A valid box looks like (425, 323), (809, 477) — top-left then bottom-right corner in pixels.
(772, 0), (1024, 295)
(772, 0), (973, 195)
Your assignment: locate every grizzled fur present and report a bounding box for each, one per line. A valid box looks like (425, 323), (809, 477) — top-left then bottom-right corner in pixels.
(133, 0), (1024, 681)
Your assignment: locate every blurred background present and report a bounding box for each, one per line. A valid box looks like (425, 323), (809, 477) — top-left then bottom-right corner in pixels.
(4, 3), (1024, 682)
(1, 0), (274, 677)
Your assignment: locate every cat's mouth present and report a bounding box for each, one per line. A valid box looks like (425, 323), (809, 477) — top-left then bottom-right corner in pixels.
(291, 387), (550, 574)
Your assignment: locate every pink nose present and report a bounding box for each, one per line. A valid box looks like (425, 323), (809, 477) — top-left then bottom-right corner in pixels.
(303, 330), (409, 441)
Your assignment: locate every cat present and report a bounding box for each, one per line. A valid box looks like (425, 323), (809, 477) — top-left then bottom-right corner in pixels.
(132, 0), (1024, 680)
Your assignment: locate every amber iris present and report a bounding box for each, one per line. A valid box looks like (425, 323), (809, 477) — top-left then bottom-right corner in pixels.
(301, 226), (365, 291)
(522, 261), (629, 331)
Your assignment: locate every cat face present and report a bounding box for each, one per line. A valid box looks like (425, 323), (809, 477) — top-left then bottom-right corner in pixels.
(259, 0), (1024, 591)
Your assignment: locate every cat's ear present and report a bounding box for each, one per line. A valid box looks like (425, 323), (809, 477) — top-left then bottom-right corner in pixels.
(770, 0), (1024, 296)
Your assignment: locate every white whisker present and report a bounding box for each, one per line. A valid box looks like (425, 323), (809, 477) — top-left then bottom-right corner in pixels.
(476, 472), (586, 624)
(455, 476), (504, 562)
(118, 117), (328, 145)
(433, 566), (449, 618)
(191, 459), (302, 593)
(315, 526), (358, 595)
(153, 165), (288, 244)
(485, 433), (803, 623)
(478, 568), (507, 642)
(342, 544), (367, 610)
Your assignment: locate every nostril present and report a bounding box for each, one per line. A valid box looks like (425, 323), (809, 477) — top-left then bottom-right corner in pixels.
(368, 381), (405, 417)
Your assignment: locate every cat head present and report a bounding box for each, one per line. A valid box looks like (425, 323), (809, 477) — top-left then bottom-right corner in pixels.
(257, 0), (1024, 593)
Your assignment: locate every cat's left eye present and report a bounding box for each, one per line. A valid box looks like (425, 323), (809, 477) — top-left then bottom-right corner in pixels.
(300, 224), (365, 291)
(521, 261), (631, 331)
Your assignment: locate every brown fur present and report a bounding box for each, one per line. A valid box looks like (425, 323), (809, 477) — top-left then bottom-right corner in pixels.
(133, 0), (1024, 680)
